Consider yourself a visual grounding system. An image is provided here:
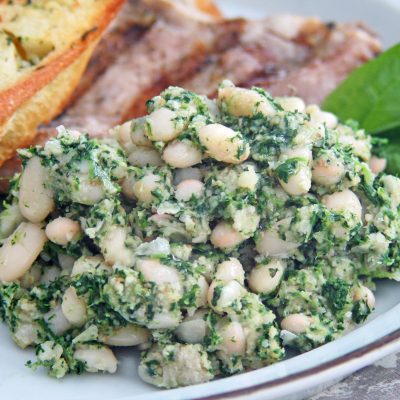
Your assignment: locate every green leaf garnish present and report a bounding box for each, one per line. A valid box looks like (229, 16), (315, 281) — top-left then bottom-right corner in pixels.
(324, 44), (400, 134)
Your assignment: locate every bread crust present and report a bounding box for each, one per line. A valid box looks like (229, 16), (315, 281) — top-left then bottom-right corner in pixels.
(195, 0), (222, 18)
(0, 0), (126, 165)
(0, 0), (125, 127)
(0, 41), (98, 166)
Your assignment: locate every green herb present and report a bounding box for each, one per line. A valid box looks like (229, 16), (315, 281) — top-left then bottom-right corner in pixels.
(88, 158), (117, 194)
(204, 313), (221, 348)
(322, 279), (351, 317)
(379, 130), (400, 175)
(179, 285), (199, 309)
(275, 157), (306, 183)
(352, 300), (371, 323)
(145, 359), (160, 377)
(324, 44), (400, 134)
(211, 284), (223, 307)
(269, 268), (278, 278)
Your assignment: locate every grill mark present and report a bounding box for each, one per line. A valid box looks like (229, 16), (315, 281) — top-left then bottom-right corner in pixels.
(71, 25), (148, 102)
(122, 19), (245, 119)
(180, 19), (317, 97)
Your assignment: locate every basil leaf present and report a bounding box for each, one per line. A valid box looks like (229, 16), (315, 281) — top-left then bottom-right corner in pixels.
(381, 130), (400, 175)
(323, 44), (400, 134)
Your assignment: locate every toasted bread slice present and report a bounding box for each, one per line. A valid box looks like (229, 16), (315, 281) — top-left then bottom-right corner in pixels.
(143, 0), (222, 22)
(0, 0), (125, 166)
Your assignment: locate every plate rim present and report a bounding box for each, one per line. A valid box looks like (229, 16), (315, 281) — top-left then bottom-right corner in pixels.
(201, 328), (400, 400)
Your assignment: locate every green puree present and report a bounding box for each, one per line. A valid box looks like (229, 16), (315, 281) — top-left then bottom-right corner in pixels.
(1, 82), (400, 388)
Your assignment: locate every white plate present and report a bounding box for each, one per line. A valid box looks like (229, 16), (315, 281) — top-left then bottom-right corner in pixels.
(1, 1), (400, 399)
(218, 0), (400, 47)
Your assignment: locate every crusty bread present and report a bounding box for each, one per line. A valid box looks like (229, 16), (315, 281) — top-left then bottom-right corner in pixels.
(142, 0), (222, 22)
(0, 0), (125, 166)
(0, 41), (98, 164)
(194, 0), (221, 18)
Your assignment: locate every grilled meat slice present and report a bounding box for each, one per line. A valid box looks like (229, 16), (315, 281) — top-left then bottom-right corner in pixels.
(57, 10), (379, 135)
(58, 20), (241, 133)
(184, 16), (380, 103)
(0, 1), (381, 188)
(251, 20), (381, 104)
(52, 0), (228, 134)
(52, 3), (380, 132)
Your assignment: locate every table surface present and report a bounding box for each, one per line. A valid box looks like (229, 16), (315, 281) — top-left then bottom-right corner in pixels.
(311, 352), (400, 399)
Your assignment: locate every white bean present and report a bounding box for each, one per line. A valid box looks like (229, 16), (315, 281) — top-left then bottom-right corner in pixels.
(369, 156), (386, 174)
(128, 147), (163, 167)
(281, 314), (311, 334)
(61, 287), (87, 327)
(45, 217), (81, 246)
(19, 156), (54, 223)
(0, 223), (47, 282)
(207, 280), (243, 312)
(45, 305), (72, 335)
(115, 121), (135, 153)
(162, 140), (202, 168)
(176, 319), (207, 344)
(131, 118), (153, 147)
(174, 167), (202, 185)
(218, 86), (276, 117)
(175, 310), (207, 344)
(279, 166), (312, 196)
(199, 124), (250, 164)
(218, 321), (246, 355)
(322, 190), (362, 220)
(132, 173), (160, 204)
(312, 153), (345, 186)
(215, 258), (245, 285)
(71, 174), (105, 205)
(248, 259), (286, 294)
(381, 175), (400, 208)
(148, 311), (181, 330)
(279, 147), (312, 196)
(100, 226), (134, 267)
(196, 276), (210, 308)
(210, 222), (245, 249)
(0, 202), (24, 240)
(175, 179), (204, 201)
(275, 96), (306, 113)
(136, 259), (182, 290)
(71, 256), (110, 276)
(306, 105), (338, 129)
(353, 285), (375, 309)
(278, 148), (312, 195)
(145, 107), (181, 142)
(256, 226), (299, 258)
(338, 135), (370, 160)
(74, 345), (117, 373)
(101, 325), (149, 347)
(237, 165), (259, 191)
(281, 147), (312, 163)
